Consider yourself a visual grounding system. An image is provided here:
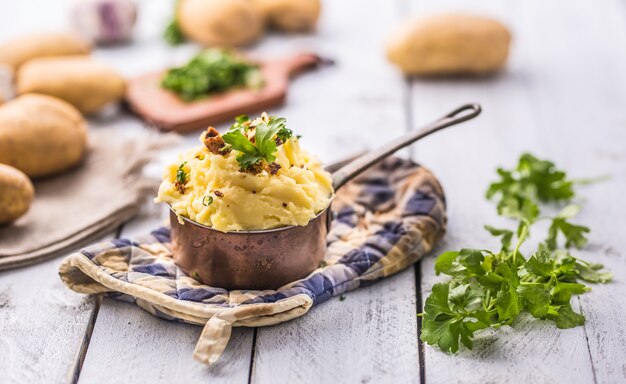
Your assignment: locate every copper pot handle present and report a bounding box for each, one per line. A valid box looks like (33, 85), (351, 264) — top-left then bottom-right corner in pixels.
(331, 103), (482, 191)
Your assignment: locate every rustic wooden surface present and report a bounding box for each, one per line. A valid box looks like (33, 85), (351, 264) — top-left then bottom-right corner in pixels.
(1, 0), (625, 383)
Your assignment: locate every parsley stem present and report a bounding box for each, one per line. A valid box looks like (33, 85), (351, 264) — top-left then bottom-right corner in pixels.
(512, 223), (528, 265)
(571, 175), (611, 185)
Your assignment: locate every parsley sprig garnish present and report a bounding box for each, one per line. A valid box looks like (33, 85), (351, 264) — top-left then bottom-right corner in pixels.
(222, 114), (292, 170)
(421, 153), (611, 353)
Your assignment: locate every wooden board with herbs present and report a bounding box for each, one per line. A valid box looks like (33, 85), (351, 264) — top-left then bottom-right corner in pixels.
(0, 0), (625, 383)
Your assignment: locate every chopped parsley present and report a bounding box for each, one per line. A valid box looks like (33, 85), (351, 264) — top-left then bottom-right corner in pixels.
(202, 196), (213, 206)
(161, 49), (262, 102)
(174, 162), (187, 194)
(421, 153), (611, 353)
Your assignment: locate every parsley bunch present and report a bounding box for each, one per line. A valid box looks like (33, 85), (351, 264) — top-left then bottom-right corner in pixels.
(222, 114), (292, 169)
(421, 153), (611, 353)
(161, 49), (262, 102)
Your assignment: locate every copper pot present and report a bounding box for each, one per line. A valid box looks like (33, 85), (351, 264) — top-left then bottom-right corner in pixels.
(170, 104), (482, 290)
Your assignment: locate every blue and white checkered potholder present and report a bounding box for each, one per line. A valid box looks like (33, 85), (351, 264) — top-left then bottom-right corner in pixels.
(59, 157), (446, 365)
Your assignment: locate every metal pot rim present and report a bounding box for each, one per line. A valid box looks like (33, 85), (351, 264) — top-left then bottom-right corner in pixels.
(166, 202), (331, 234)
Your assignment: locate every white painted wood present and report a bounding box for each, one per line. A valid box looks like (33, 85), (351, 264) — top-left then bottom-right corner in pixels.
(407, 0), (623, 382)
(251, 1), (421, 383)
(517, 1), (626, 382)
(79, 298), (254, 384)
(3, 0), (626, 382)
(77, 174), (255, 383)
(0, 239), (110, 384)
(254, 269), (420, 384)
(0, 4), (116, 384)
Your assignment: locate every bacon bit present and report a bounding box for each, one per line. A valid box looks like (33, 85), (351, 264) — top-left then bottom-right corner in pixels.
(205, 126), (219, 137)
(275, 137), (283, 146)
(203, 127), (230, 155)
(213, 190), (224, 197)
(299, 164), (305, 169)
(243, 162), (263, 175)
(175, 182), (185, 194)
(267, 162), (281, 175)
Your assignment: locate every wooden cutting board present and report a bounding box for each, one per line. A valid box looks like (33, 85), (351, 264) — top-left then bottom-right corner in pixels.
(125, 52), (328, 133)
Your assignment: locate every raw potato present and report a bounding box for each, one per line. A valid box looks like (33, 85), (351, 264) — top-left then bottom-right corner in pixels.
(0, 94), (88, 178)
(178, 0), (263, 47)
(0, 32), (91, 71)
(16, 56), (126, 114)
(385, 14), (511, 76)
(0, 164), (34, 225)
(251, 0), (321, 32)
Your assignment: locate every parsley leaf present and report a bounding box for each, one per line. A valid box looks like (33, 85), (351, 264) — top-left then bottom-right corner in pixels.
(546, 205), (590, 250)
(484, 225), (514, 251)
(221, 115), (291, 170)
(486, 153), (575, 221)
(421, 283), (489, 353)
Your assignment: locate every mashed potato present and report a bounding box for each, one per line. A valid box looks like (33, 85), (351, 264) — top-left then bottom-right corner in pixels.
(156, 116), (333, 232)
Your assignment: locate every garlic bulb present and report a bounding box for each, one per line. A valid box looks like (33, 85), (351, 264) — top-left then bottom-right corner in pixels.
(71, 0), (137, 44)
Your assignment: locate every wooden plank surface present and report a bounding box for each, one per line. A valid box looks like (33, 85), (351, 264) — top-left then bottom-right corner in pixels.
(519, 1), (626, 382)
(410, 0), (626, 383)
(0, 2), (112, 383)
(2, 0), (626, 382)
(78, 207), (255, 384)
(250, 0), (421, 383)
(0, 239), (108, 384)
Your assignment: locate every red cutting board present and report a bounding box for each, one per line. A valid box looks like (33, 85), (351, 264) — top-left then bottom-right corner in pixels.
(125, 52), (327, 133)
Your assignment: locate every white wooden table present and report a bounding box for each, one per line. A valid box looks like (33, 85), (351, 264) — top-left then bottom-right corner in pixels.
(1, 1), (625, 383)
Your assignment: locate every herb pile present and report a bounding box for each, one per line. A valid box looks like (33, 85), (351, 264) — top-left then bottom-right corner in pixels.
(161, 49), (262, 102)
(222, 114), (293, 172)
(421, 153), (611, 353)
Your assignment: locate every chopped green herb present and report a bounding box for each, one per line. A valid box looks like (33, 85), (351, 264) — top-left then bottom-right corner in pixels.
(339, 295), (346, 301)
(161, 49), (262, 102)
(163, 19), (184, 45)
(163, 1), (184, 45)
(175, 162), (188, 194)
(202, 195), (213, 206)
(277, 126), (293, 142)
(421, 153), (611, 354)
(235, 115), (250, 124)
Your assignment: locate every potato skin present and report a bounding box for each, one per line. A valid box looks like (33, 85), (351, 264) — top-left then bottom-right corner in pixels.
(0, 33), (91, 71)
(251, 0), (321, 32)
(16, 56), (125, 115)
(0, 163), (35, 225)
(386, 14), (511, 76)
(178, 0), (263, 47)
(0, 94), (87, 178)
